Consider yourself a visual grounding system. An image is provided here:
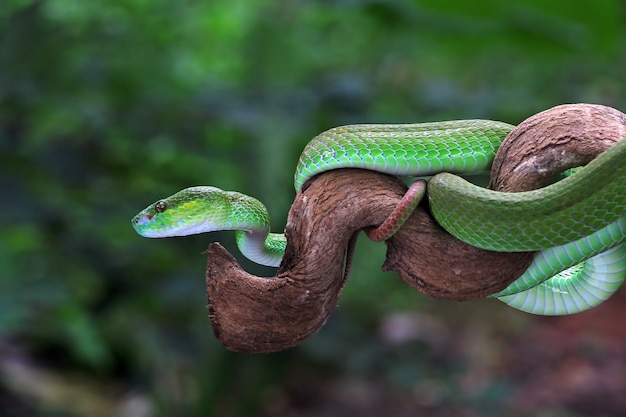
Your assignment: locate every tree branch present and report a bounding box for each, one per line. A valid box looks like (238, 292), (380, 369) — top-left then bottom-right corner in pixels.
(206, 170), (532, 353)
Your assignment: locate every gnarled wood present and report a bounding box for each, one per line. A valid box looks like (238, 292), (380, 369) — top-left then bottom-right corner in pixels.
(206, 169), (533, 353)
(490, 103), (626, 191)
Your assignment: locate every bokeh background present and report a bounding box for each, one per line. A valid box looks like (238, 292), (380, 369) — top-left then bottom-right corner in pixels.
(2, 0), (626, 416)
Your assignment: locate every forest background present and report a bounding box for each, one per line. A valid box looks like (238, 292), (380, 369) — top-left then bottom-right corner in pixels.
(2, 0), (626, 416)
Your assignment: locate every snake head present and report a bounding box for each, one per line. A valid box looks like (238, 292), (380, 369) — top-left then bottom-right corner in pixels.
(131, 186), (233, 238)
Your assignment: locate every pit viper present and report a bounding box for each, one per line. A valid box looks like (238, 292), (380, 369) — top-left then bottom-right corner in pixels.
(132, 120), (626, 315)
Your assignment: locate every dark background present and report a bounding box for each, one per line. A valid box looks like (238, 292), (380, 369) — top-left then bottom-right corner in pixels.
(2, 0), (626, 416)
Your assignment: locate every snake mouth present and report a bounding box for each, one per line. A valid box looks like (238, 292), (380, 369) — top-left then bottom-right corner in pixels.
(132, 213), (153, 229)
(132, 212), (200, 238)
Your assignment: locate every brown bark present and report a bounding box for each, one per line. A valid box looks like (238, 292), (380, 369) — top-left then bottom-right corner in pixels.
(206, 169), (533, 353)
(206, 103), (626, 353)
(490, 103), (626, 191)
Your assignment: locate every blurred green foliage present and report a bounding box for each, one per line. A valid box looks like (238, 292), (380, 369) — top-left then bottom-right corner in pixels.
(1, 0), (625, 416)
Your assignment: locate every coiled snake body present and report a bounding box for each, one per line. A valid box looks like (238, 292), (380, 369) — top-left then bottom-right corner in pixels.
(133, 117), (626, 315)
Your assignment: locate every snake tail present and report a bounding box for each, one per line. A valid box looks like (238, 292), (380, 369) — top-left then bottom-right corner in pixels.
(366, 180), (427, 242)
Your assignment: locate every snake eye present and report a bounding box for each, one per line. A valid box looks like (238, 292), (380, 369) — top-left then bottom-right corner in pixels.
(154, 201), (167, 213)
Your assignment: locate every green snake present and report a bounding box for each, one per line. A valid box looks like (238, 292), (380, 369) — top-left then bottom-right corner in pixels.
(132, 120), (626, 315)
